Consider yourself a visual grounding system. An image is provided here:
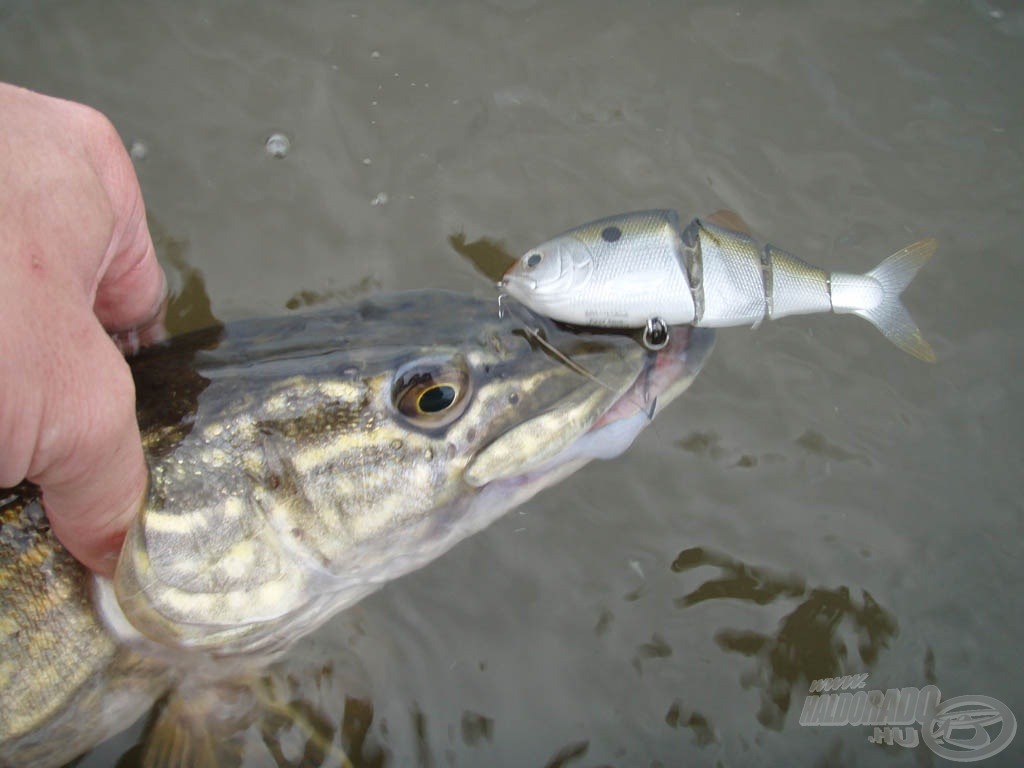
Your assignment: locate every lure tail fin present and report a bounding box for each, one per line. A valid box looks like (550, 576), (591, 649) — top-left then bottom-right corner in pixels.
(854, 238), (937, 362)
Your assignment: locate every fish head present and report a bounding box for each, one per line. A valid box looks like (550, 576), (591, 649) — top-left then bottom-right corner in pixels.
(112, 291), (714, 658)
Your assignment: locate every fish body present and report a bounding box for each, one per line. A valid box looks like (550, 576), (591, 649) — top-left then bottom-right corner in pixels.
(501, 209), (936, 361)
(0, 290), (714, 767)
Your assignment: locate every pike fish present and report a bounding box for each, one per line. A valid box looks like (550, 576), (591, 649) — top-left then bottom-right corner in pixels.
(500, 209), (936, 361)
(0, 290), (714, 767)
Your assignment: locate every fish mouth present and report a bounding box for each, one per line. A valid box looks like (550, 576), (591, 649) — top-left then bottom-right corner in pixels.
(493, 322), (714, 492)
(592, 324), (697, 430)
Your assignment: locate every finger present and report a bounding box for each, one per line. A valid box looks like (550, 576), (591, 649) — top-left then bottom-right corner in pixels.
(78, 105), (168, 337)
(94, 214), (167, 336)
(43, 442), (148, 578)
(97, 230), (169, 353)
(31, 316), (149, 577)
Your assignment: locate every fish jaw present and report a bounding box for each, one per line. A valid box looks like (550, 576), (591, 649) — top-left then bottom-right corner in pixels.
(472, 324), (715, 503)
(452, 325), (713, 599)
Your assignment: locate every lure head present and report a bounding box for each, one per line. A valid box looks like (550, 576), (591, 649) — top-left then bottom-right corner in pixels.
(501, 210), (691, 328)
(499, 231), (595, 319)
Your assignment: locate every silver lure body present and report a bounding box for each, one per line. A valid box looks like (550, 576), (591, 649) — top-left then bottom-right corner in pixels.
(501, 209), (936, 361)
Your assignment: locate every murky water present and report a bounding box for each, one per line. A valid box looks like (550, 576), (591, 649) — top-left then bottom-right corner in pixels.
(2, 1), (1022, 765)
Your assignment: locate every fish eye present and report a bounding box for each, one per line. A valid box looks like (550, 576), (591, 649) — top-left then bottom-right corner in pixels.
(525, 252), (543, 268)
(601, 226), (622, 243)
(392, 359), (471, 429)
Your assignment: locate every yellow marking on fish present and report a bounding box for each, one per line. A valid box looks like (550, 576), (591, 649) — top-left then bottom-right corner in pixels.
(289, 426), (398, 475)
(348, 491), (409, 540)
(0, 614), (19, 636)
(333, 474), (358, 500)
(257, 580), (289, 610)
(291, 439), (345, 475)
(224, 579), (292, 618)
(219, 539), (257, 579)
(316, 380), (366, 401)
(147, 575), (299, 625)
(155, 586), (219, 619)
(267, 502), (298, 535)
(144, 509), (211, 535)
(226, 590), (250, 615)
(243, 452), (264, 477)
(201, 448), (229, 469)
(222, 496), (245, 518)
(14, 539), (51, 569)
(129, 542), (151, 576)
(263, 392), (289, 414)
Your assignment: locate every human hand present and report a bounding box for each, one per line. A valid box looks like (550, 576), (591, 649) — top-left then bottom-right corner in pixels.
(0, 82), (167, 576)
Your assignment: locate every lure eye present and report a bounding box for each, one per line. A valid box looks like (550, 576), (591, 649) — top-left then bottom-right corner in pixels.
(525, 252), (543, 268)
(601, 226), (622, 243)
(392, 359), (471, 429)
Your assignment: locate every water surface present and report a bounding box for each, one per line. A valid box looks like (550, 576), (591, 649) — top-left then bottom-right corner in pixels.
(1, 1), (1021, 765)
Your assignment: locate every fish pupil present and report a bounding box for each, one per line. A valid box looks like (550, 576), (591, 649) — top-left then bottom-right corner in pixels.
(526, 253), (542, 268)
(601, 226), (622, 243)
(418, 384), (457, 413)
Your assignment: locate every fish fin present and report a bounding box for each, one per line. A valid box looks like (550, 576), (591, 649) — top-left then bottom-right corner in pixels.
(705, 209), (753, 235)
(140, 676), (270, 768)
(140, 692), (237, 768)
(141, 673), (355, 768)
(855, 238), (937, 362)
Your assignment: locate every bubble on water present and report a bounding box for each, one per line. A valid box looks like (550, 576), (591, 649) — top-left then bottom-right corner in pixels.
(362, 157), (372, 166)
(265, 133), (291, 158)
(371, 192), (389, 206)
(129, 140), (148, 160)
(371, 50), (381, 59)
